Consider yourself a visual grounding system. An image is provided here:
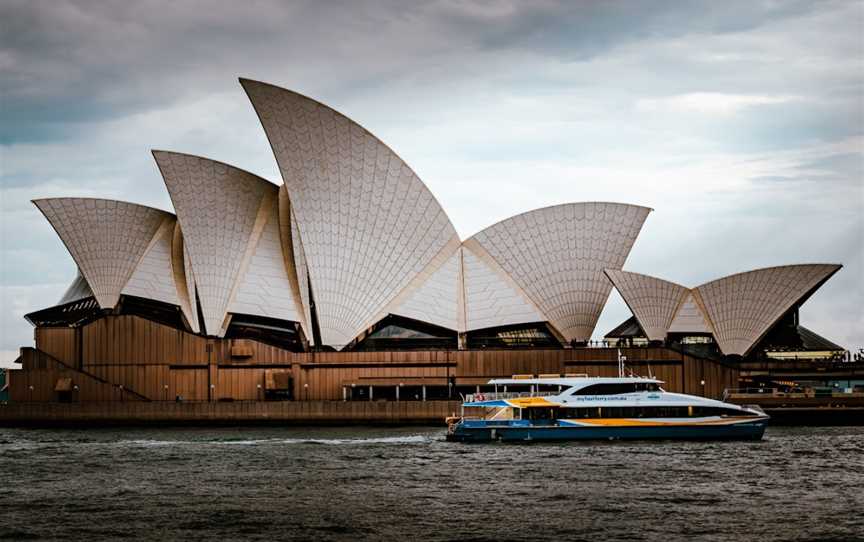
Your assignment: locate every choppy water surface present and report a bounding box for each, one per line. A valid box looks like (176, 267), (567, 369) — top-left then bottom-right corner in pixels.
(1, 425), (862, 541)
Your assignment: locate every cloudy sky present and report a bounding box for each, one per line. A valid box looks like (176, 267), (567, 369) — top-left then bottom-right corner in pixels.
(1, 0), (862, 365)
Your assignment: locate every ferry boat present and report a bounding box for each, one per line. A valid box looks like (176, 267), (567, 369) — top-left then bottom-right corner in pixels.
(446, 376), (768, 442)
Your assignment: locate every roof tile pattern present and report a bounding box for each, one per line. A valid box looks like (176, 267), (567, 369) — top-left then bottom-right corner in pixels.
(153, 151), (277, 336)
(181, 241), (200, 333)
(668, 292), (712, 334)
(170, 221), (199, 333)
(604, 270), (688, 341)
(229, 199), (303, 323)
(291, 212), (314, 341)
(389, 247), (462, 331)
(34, 198), (168, 309)
(694, 264), (841, 356)
(471, 203), (651, 342)
(462, 244), (546, 331)
(59, 272), (94, 305)
(279, 185), (313, 342)
(123, 217), (180, 306)
(243, 79), (459, 348)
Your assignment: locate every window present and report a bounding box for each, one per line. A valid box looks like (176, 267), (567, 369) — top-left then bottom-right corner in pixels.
(568, 382), (662, 396)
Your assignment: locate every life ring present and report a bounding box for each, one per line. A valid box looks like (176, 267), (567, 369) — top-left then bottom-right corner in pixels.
(475, 393), (485, 401)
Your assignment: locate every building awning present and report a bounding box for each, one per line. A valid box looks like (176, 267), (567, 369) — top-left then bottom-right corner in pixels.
(54, 378), (73, 392)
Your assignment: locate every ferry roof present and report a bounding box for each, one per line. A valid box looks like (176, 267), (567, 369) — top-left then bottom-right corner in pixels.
(487, 376), (664, 387)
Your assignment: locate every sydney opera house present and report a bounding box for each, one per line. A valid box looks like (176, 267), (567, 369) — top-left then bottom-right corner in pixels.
(5, 79), (846, 419)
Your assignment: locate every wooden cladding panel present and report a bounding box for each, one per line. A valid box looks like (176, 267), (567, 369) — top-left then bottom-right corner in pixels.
(8, 354), (143, 403)
(86, 364), (171, 401)
(34, 327), (78, 366)
(215, 368), (284, 401)
(27, 315), (738, 401)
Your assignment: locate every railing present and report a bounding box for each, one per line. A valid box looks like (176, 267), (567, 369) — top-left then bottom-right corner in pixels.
(723, 387), (864, 401)
(578, 340), (648, 349)
(465, 390), (559, 403)
(723, 388), (779, 400)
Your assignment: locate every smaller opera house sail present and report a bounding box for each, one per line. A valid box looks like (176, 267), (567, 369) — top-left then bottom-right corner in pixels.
(604, 265), (843, 358)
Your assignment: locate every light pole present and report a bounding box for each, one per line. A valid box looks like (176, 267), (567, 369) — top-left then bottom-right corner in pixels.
(257, 383), (262, 401)
(304, 383), (309, 401)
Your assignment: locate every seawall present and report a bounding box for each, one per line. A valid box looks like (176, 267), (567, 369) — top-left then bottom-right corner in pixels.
(0, 400), (462, 427)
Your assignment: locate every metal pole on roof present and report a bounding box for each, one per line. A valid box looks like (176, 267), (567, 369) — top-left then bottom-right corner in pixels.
(617, 348), (623, 377)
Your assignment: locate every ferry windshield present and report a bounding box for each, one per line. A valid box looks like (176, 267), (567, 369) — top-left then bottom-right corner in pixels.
(570, 382), (660, 396)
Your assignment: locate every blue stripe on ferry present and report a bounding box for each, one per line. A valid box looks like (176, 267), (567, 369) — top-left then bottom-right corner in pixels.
(464, 400), (510, 407)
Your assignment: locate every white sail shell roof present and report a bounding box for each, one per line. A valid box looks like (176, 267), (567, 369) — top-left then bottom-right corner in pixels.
(278, 185), (313, 343)
(694, 264), (841, 356)
(122, 216), (180, 307)
(58, 272), (95, 305)
(385, 243), (463, 332)
(228, 199), (302, 323)
(469, 202), (651, 343)
(242, 79), (460, 348)
(461, 242), (547, 331)
(153, 151), (305, 337)
(605, 264), (841, 356)
(30, 80), (843, 359)
(668, 292), (712, 334)
(171, 220), (199, 334)
(34, 198), (171, 310)
(604, 269), (688, 341)
(34, 80), (793, 354)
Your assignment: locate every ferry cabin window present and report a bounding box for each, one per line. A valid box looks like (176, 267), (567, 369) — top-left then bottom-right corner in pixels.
(502, 384), (561, 394)
(571, 382), (660, 396)
(561, 407), (691, 418)
(526, 408), (557, 420)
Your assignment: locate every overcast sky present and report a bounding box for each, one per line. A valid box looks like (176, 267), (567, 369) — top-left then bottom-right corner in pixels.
(1, 0), (862, 365)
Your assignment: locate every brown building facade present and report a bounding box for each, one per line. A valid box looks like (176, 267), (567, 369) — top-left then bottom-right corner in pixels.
(9, 314), (738, 407)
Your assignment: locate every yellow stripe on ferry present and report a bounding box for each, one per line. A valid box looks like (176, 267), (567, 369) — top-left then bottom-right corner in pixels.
(561, 417), (757, 427)
(505, 397), (558, 408)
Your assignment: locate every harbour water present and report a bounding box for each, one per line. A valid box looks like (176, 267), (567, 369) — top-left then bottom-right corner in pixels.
(1, 426), (862, 541)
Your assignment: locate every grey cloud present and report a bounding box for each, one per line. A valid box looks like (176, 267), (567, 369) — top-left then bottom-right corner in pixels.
(1, 0), (862, 352)
(795, 152), (864, 175)
(0, 0), (833, 143)
(438, 0), (816, 58)
(750, 175), (839, 183)
(750, 152), (864, 184)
